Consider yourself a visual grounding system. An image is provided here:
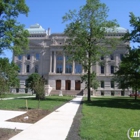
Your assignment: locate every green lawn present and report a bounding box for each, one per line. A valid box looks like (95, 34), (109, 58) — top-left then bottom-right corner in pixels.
(0, 93), (33, 98)
(0, 96), (73, 111)
(80, 97), (140, 140)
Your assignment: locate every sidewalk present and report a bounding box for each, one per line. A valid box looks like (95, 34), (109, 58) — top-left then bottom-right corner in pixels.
(10, 96), (83, 140)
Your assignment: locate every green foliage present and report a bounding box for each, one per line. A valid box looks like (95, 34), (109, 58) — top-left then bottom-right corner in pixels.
(114, 48), (140, 99)
(0, 58), (19, 97)
(63, 0), (118, 101)
(0, 0), (29, 55)
(26, 73), (45, 101)
(34, 77), (45, 100)
(115, 13), (140, 100)
(123, 12), (140, 43)
(81, 72), (99, 90)
(26, 73), (41, 92)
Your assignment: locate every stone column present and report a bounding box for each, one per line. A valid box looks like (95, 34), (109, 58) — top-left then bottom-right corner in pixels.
(62, 52), (65, 73)
(96, 62), (98, 75)
(22, 55), (25, 74)
(53, 51), (56, 73)
(30, 54), (34, 73)
(105, 62), (109, 76)
(82, 67), (85, 74)
(71, 80), (75, 90)
(72, 61), (75, 74)
(49, 51), (52, 73)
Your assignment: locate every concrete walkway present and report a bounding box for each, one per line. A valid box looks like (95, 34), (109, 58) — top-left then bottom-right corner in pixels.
(10, 96), (83, 140)
(0, 110), (32, 130)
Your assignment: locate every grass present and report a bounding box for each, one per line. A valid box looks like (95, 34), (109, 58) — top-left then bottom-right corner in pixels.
(0, 96), (73, 111)
(79, 97), (140, 140)
(0, 93), (33, 98)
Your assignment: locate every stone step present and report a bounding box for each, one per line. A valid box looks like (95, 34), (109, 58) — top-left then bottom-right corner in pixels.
(50, 90), (83, 96)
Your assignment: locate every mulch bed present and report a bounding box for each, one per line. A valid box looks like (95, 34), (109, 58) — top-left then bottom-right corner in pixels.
(7, 109), (50, 124)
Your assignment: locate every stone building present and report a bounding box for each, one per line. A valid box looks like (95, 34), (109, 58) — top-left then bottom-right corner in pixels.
(13, 24), (130, 96)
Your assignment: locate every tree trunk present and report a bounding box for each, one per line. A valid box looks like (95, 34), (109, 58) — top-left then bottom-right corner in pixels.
(87, 69), (91, 101)
(135, 89), (137, 100)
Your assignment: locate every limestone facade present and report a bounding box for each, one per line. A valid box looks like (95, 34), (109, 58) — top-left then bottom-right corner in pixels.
(13, 24), (130, 96)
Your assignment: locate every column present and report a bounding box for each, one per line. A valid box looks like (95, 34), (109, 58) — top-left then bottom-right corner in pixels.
(82, 67), (85, 74)
(49, 51), (52, 73)
(30, 54), (34, 73)
(53, 51), (56, 73)
(62, 52), (65, 73)
(72, 61), (75, 74)
(71, 80), (75, 90)
(22, 55), (25, 74)
(96, 62), (98, 75)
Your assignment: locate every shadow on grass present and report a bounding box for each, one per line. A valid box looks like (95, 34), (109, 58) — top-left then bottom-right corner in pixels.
(18, 96), (73, 102)
(83, 97), (140, 110)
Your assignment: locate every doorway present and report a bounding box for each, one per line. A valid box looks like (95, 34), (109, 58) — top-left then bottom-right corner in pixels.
(75, 80), (81, 90)
(65, 80), (71, 90)
(56, 80), (61, 90)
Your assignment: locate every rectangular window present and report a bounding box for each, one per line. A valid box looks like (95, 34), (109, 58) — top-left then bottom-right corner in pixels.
(101, 66), (104, 74)
(101, 91), (104, 96)
(111, 81), (114, 88)
(111, 91), (114, 96)
(101, 56), (104, 60)
(35, 65), (38, 73)
(66, 64), (72, 73)
(111, 66), (114, 74)
(57, 56), (63, 61)
(75, 64), (82, 73)
(27, 54), (30, 60)
(101, 81), (104, 88)
(110, 54), (114, 60)
(26, 65), (30, 73)
(120, 54), (124, 60)
(36, 53), (40, 60)
(18, 55), (22, 60)
(56, 64), (62, 73)
(18, 64), (21, 73)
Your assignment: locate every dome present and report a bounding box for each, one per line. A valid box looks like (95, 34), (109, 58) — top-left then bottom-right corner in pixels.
(27, 24), (46, 34)
(105, 26), (128, 33)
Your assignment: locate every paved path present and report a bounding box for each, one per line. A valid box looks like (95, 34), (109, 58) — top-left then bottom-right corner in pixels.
(1, 95), (35, 100)
(10, 96), (83, 140)
(0, 110), (32, 130)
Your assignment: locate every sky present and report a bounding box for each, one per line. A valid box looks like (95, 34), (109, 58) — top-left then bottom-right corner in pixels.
(2, 0), (140, 61)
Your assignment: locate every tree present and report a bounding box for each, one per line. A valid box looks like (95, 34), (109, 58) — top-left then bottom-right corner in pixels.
(63, 0), (118, 101)
(0, 0), (29, 55)
(114, 13), (140, 100)
(0, 58), (19, 97)
(26, 73), (41, 94)
(26, 73), (45, 100)
(114, 47), (140, 100)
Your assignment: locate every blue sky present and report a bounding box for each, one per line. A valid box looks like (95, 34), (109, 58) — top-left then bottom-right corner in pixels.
(2, 0), (140, 61)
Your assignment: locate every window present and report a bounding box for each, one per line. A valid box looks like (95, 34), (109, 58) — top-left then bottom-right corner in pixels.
(101, 56), (104, 60)
(66, 64), (72, 73)
(56, 64), (62, 73)
(101, 81), (104, 88)
(111, 81), (114, 88)
(75, 64), (82, 73)
(101, 91), (104, 96)
(36, 53), (40, 60)
(57, 56), (63, 61)
(111, 91), (114, 96)
(18, 55), (22, 60)
(27, 54), (30, 60)
(110, 54), (114, 60)
(120, 54), (124, 60)
(18, 64), (21, 73)
(26, 65), (30, 73)
(35, 65), (39, 73)
(101, 66), (104, 74)
(110, 66), (114, 74)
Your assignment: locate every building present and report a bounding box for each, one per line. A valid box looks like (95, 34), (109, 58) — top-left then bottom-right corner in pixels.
(13, 24), (130, 96)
